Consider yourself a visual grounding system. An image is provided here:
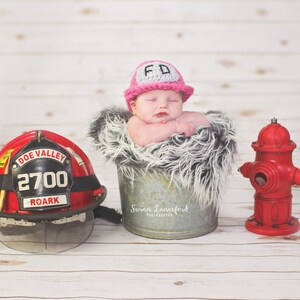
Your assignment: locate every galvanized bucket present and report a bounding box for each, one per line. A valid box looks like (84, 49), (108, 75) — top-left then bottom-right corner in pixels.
(118, 168), (218, 239)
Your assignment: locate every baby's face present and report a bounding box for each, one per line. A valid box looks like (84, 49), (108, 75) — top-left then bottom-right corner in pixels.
(130, 90), (183, 124)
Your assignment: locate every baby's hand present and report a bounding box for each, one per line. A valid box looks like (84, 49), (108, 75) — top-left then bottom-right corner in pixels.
(175, 120), (197, 137)
(174, 112), (210, 137)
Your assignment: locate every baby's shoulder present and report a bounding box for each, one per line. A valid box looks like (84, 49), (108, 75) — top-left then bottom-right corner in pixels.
(128, 115), (142, 123)
(127, 115), (146, 129)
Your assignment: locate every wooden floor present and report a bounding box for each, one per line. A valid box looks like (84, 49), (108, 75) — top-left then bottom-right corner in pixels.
(0, 0), (300, 299)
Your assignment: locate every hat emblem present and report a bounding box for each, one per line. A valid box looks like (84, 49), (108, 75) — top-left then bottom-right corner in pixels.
(136, 62), (179, 84)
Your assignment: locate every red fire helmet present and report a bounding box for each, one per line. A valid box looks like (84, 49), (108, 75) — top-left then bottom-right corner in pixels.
(0, 130), (107, 252)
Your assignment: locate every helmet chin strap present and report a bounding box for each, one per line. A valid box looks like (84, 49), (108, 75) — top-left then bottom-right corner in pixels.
(93, 205), (122, 224)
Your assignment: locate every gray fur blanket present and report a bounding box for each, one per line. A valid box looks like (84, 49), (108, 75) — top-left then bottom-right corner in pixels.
(89, 107), (237, 209)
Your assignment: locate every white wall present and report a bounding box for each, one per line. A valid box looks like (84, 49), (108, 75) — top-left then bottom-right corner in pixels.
(0, 0), (299, 160)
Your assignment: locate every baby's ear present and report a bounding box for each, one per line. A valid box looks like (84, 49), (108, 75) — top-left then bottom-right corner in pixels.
(129, 100), (136, 112)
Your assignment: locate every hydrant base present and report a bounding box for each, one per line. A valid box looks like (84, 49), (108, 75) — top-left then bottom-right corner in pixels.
(245, 216), (299, 236)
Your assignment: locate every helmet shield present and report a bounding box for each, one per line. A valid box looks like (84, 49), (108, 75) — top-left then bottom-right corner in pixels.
(0, 210), (94, 253)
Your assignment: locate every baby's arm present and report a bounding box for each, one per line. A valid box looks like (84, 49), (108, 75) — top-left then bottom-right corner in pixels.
(127, 116), (195, 147)
(176, 111), (211, 128)
(127, 112), (210, 147)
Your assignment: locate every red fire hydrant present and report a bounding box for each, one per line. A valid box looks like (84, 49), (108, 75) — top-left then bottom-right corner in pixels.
(239, 118), (300, 236)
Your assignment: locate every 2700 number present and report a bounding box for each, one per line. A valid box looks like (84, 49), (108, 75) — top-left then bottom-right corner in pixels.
(17, 171), (68, 191)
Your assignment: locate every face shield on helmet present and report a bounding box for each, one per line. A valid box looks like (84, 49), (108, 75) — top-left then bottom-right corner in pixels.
(0, 130), (107, 253)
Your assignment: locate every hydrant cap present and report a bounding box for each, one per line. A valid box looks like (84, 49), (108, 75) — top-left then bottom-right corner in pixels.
(252, 119), (296, 152)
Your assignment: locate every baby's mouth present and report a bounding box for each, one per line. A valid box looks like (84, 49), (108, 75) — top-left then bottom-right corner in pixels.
(155, 112), (168, 117)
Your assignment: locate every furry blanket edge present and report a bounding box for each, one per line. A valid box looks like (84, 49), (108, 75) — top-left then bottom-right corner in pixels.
(89, 107), (238, 209)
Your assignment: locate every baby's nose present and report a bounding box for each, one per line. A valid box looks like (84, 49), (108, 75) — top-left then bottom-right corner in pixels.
(159, 99), (168, 108)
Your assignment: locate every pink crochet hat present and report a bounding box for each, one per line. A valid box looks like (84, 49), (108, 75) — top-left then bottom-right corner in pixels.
(124, 60), (194, 111)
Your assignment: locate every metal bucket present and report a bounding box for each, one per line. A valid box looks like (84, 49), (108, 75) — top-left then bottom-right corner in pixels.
(118, 168), (218, 239)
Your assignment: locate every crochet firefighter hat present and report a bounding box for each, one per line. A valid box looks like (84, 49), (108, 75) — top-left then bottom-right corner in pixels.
(124, 60), (194, 111)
